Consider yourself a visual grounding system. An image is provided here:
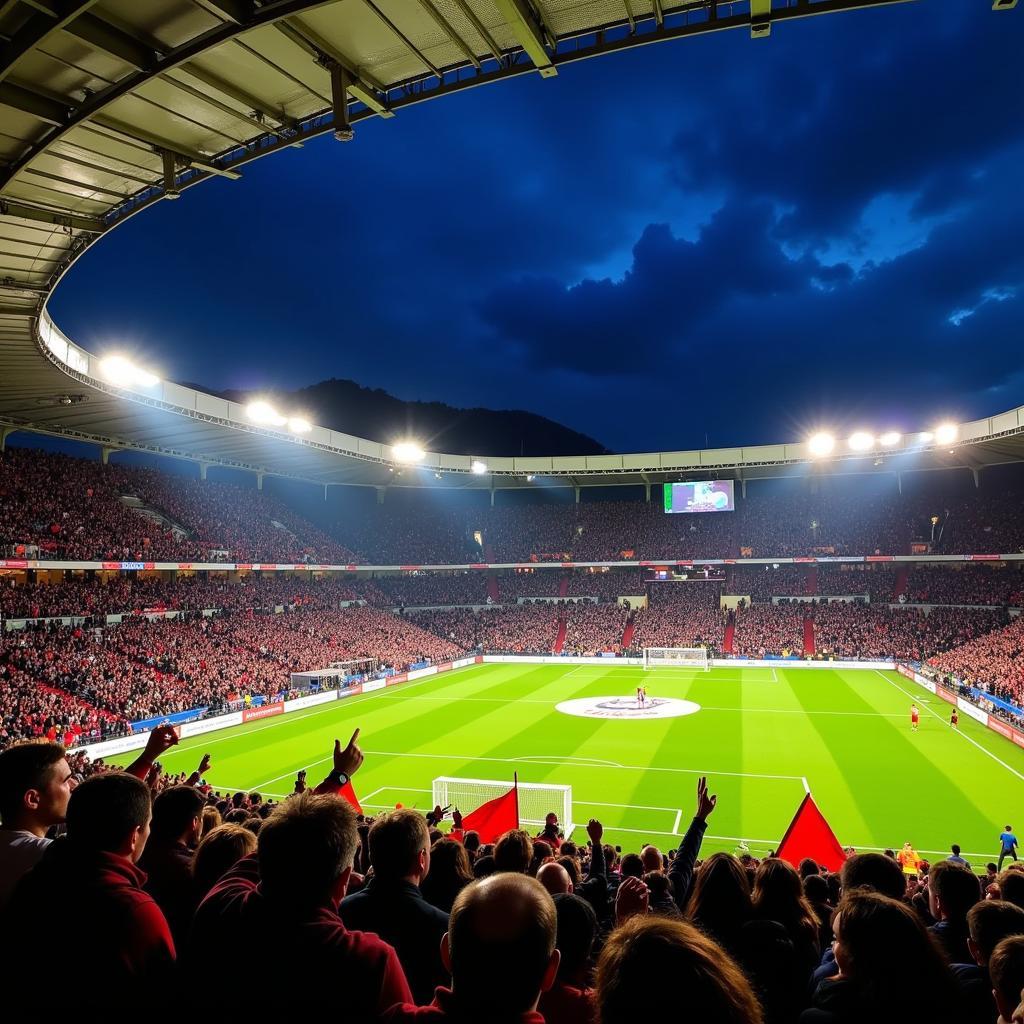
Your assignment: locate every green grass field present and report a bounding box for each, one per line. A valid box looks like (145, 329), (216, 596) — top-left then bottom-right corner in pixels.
(113, 663), (1024, 863)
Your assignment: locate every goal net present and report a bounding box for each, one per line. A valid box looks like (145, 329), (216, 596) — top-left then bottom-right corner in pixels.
(643, 646), (710, 671)
(432, 776), (574, 836)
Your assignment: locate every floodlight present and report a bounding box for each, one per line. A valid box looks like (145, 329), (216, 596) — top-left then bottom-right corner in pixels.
(879, 431), (902, 447)
(100, 355), (158, 389)
(808, 432), (835, 457)
(247, 401), (287, 427)
(393, 441), (425, 464)
(471, 460), (488, 475)
(918, 431), (934, 443)
(848, 432), (874, 452)
(526, 475), (536, 482)
(288, 417), (312, 434)
(934, 422), (959, 445)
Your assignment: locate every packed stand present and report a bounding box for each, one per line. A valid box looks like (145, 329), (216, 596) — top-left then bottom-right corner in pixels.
(733, 605), (806, 658)
(365, 574), (489, 607)
(631, 585), (726, 654)
(929, 615), (1024, 705)
(905, 567), (1024, 607)
(561, 604), (629, 656)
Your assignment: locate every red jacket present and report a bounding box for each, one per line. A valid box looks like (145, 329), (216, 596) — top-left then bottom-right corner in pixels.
(539, 982), (595, 1024)
(2, 839), (175, 1008)
(187, 855), (411, 1015)
(384, 987), (546, 1024)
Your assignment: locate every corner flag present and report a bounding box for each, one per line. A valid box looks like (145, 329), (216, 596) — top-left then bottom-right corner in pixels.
(776, 794), (846, 872)
(460, 774), (520, 844)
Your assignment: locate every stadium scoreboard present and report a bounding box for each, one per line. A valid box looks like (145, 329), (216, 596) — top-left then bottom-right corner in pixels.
(663, 480), (735, 513)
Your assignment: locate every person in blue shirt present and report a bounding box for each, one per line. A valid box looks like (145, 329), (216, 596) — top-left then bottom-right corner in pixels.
(948, 844), (970, 868)
(999, 826), (1019, 870)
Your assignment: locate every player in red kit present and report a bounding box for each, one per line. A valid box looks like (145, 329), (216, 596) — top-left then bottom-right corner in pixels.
(911, 704), (920, 731)
(950, 709), (959, 730)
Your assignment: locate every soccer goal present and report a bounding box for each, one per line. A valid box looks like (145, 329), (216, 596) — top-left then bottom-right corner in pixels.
(643, 646), (711, 671)
(432, 776), (574, 835)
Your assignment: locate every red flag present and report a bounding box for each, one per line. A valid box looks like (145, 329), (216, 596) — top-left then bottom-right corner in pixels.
(776, 794), (847, 872)
(460, 777), (520, 844)
(339, 781), (362, 814)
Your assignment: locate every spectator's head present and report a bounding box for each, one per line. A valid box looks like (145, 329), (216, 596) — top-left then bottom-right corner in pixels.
(752, 857), (817, 933)
(803, 873), (830, 906)
(928, 860), (982, 923)
(368, 808), (431, 885)
(192, 823), (257, 899)
(686, 853), (753, 946)
(463, 830), (480, 854)
(951, 844), (961, 857)
(619, 853), (644, 880)
(644, 871), (674, 908)
(966, 900), (1024, 966)
(149, 785), (206, 847)
(257, 793), (357, 907)
(596, 916), (764, 1024)
(200, 805), (222, 839)
(0, 741), (75, 834)
(640, 845), (663, 874)
(536, 860), (572, 896)
(530, 839), (554, 875)
(552, 893), (597, 982)
(840, 851), (908, 899)
(494, 830), (533, 874)
(556, 855), (580, 888)
(473, 854), (496, 879)
(991, 935), (1024, 1024)
(798, 857), (820, 878)
(65, 772), (152, 862)
(831, 889), (957, 1019)
(445, 873), (558, 1015)
(1000, 870), (1024, 911)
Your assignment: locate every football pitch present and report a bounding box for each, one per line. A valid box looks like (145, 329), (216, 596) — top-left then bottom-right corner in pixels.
(113, 663), (1024, 863)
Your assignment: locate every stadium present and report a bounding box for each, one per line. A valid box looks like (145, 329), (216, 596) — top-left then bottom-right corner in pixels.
(1, 1), (1023, 1020)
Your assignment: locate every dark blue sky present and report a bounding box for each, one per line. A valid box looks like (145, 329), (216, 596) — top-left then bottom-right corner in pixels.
(50, 4), (1022, 454)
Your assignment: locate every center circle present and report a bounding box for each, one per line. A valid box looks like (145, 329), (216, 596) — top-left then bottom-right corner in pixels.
(555, 696), (703, 720)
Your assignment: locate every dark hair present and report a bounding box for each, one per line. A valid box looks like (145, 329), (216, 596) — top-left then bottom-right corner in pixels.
(257, 793), (356, 905)
(192, 823), (257, 898)
(494, 830), (533, 874)
(803, 873), (830, 904)
(0, 741), (66, 823)
(833, 889), (958, 1021)
(685, 852), (753, 949)
(420, 838), (474, 913)
(999, 869), (1024, 910)
(150, 785), (207, 841)
(368, 808), (429, 881)
(619, 853), (644, 879)
(65, 772), (151, 851)
(991, 935), (1024, 1014)
(967, 900), (1024, 964)
(596, 916), (764, 1024)
(449, 874), (556, 1013)
(752, 858), (819, 941)
(557, 855), (581, 888)
(840, 852), (907, 900)
(929, 861), (981, 922)
(473, 854), (496, 879)
(951, 845), (961, 856)
(798, 857), (820, 878)
(553, 893), (597, 978)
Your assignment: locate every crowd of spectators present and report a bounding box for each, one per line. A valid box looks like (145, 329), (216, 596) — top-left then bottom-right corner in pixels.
(365, 574), (489, 607)
(930, 616), (1024, 705)
(561, 604), (629, 656)
(0, 448), (356, 564)
(905, 568), (1024, 607)
(631, 586), (726, 654)
(4, 733), (1023, 1022)
(733, 605), (807, 658)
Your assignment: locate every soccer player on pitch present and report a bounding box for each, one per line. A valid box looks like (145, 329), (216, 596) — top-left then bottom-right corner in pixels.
(950, 708), (959, 730)
(636, 685), (646, 708)
(911, 704), (920, 731)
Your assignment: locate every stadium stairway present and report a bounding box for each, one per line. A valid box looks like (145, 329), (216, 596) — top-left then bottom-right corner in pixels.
(558, 575), (569, 598)
(803, 616), (816, 656)
(487, 574), (500, 602)
(894, 567), (910, 600)
(621, 616), (636, 650)
(805, 565), (818, 595)
(553, 614), (568, 654)
(723, 611), (736, 654)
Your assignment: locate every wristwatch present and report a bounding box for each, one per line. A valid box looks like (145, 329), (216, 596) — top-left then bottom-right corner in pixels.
(327, 769), (349, 787)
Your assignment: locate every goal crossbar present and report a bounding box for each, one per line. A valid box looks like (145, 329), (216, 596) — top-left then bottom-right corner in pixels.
(643, 646), (710, 671)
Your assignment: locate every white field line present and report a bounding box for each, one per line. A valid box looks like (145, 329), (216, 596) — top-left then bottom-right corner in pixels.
(576, 799), (683, 813)
(801, 776), (811, 794)
(873, 670), (1024, 783)
(672, 809), (683, 833)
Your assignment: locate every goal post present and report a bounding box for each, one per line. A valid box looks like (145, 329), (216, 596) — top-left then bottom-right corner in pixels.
(432, 776), (574, 836)
(643, 646), (711, 671)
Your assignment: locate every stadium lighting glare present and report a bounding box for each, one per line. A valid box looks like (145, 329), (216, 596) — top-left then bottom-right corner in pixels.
(879, 431), (902, 448)
(247, 401), (287, 427)
(287, 417), (312, 434)
(847, 432), (875, 452)
(393, 441), (426, 464)
(470, 460), (488, 475)
(918, 431), (935, 443)
(935, 422), (959, 445)
(808, 432), (836, 457)
(100, 355), (158, 389)
(526, 475), (536, 482)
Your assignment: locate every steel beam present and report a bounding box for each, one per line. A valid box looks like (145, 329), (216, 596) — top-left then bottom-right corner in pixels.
(490, 0), (556, 77)
(449, 0), (504, 64)
(0, 79), (69, 124)
(177, 61), (293, 128)
(0, 197), (103, 231)
(0, 0), (98, 83)
(360, 0), (443, 80)
(410, 0), (481, 70)
(63, 12), (160, 71)
(190, 0), (256, 23)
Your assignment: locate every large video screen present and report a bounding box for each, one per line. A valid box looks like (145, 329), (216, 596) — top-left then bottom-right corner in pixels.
(664, 480), (735, 514)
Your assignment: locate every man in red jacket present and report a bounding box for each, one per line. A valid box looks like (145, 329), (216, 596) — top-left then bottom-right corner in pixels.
(384, 872), (560, 1024)
(3, 771), (175, 1009)
(187, 731), (412, 1016)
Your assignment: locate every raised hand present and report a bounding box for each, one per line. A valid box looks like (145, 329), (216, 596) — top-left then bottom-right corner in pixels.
(452, 807), (463, 829)
(333, 728), (364, 778)
(196, 753), (212, 776)
(695, 776), (717, 822)
(142, 725), (178, 761)
(615, 875), (650, 925)
(587, 818), (604, 844)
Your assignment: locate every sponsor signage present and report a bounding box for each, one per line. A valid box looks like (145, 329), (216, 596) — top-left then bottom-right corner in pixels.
(79, 732), (151, 759)
(282, 692), (337, 712)
(179, 712), (243, 736)
(338, 685), (363, 698)
(361, 679), (387, 693)
(988, 718), (1014, 740)
(242, 702), (284, 722)
(935, 686), (956, 703)
(957, 697), (989, 724)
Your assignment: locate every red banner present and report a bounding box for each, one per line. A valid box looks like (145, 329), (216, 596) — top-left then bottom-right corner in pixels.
(936, 686), (957, 705)
(988, 717), (1013, 740)
(0, 559), (29, 569)
(242, 702), (284, 722)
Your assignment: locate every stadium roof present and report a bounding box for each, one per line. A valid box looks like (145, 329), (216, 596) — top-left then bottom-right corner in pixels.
(2, 0), (1022, 492)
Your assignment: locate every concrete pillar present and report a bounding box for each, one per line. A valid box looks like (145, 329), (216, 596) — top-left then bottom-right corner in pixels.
(490, 487), (496, 508)
(324, 484), (329, 501)
(256, 472), (264, 491)
(896, 472), (903, 495)
(972, 467), (981, 489)
(101, 446), (117, 465)
(0, 425), (15, 451)
(741, 478), (747, 499)
(574, 485), (581, 505)
(375, 486), (387, 505)
(644, 482), (651, 503)
(199, 463), (208, 481)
